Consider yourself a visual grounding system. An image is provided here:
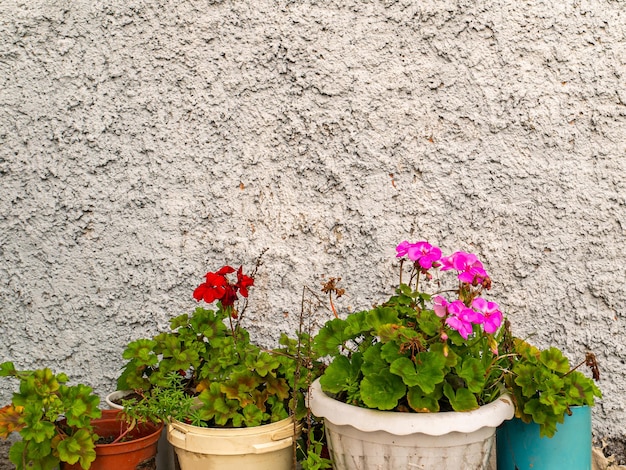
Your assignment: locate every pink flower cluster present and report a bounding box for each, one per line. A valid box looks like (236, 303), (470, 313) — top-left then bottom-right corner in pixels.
(396, 240), (502, 340)
(433, 296), (503, 339)
(440, 251), (489, 286)
(396, 241), (442, 269)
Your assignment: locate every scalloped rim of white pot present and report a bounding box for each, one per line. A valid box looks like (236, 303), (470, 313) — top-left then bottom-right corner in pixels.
(308, 378), (515, 436)
(105, 390), (134, 410)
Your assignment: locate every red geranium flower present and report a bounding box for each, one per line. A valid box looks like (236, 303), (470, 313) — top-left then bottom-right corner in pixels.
(193, 267), (234, 303)
(236, 266), (254, 298)
(216, 266), (236, 276)
(220, 285), (239, 308)
(193, 265), (254, 312)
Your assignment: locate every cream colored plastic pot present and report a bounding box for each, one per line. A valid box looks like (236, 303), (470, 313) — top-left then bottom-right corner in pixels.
(308, 378), (514, 470)
(167, 416), (300, 470)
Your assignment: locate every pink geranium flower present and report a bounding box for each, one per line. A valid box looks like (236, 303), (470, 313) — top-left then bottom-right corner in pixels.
(472, 298), (503, 334)
(440, 251), (489, 285)
(396, 241), (442, 270)
(444, 301), (485, 339)
(433, 295), (449, 318)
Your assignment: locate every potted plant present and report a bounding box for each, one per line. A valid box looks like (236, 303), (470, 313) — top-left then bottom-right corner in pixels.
(308, 241), (516, 470)
(496, 338), (602, 469)
(114, 262), (317, 470)
(0, 362), (162, 470)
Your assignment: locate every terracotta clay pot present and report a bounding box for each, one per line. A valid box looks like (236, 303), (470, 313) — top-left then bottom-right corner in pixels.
(62, 410), (162, 470)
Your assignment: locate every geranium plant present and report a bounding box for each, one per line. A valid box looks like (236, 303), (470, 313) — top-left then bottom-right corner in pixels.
(117, 262), (315, 428)
(314, 241), (506, 413)
(0, 362), (101, 470)
(313, 240), (601, 435)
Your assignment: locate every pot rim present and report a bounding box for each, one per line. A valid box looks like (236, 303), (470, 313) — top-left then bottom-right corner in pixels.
(308, 378), (514, 436)
(104, 390), (135, 410)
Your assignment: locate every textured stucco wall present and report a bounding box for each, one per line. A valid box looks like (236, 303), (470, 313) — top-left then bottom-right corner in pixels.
(1, 0), (625, 441)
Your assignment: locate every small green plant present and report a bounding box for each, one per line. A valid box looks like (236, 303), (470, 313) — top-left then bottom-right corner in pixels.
(0, 362), (101, 470)
(119, 373), (196, 426)
(299, 433), (332, 470)
(505, 337), (601, 437)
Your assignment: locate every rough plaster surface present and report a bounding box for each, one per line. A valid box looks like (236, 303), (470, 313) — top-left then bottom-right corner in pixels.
(0, 0), (624, 442)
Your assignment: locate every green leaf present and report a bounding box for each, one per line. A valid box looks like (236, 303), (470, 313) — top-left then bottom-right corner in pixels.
(430, 342), (459, 368)
(360, 343), (387, 376)
(380, 341), (404, 364)
(539, 347), (570, 374)
(513, 363), (539, 397)
(192, 307), (229, 339)
(0, 362), (16, 377)
(56, 428), (97, 469)
(414, 309), (441, 337)
(26, 369), (61, 399)
(390, 352), (447, 394)
(398, 283), (413, 296)
(343, 310), (370, 336)
(443, 382), (479, 411)
(568, 371), (602, 405)
(457, 357), (487, 393)
(522, 397), (560, 437)
(538, 391), (568, 418)
(8, 440), (26, 469)
(20, 438), (55, 464)
(389, 357), (421, 387)
(9, 440), (59, 470)
(407, 385), (441, 412)
(20, 420), (56, 444)
(63, 384), (101, 426)
(378, 323), (421, 345)
(245, 351), (281, 377)
(265, 375), (291, 401)
(523, 398), (548, 423)
(221, 371), (260, 404)
(319, 354), (362, 395)
(121, 339), (158, 365)
(241, 404), (267, 427)
(360, 370), (406, 410)
(169, 313), (190, 329)
(267, 395), (289, 422)
(313, 318), (350, 356)
(201, 382), (244, 427)
(366, 306), (400, 332)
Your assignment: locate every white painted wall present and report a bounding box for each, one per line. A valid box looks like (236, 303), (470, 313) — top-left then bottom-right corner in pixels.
(1, 0), (624, 442)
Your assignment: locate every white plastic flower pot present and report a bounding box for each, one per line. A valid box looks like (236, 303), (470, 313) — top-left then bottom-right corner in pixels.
(105, 390), (134, 410)
(308, 378), (514, 470)
(167, 416), (300, 470)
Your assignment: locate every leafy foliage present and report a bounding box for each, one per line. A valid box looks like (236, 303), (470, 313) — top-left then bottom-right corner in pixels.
(504, 340), (602, 438)
(298, 423), (333, 470)
(0, 363), (101, 470)
(314, 286), (507, 413)
(118, 304), (319, 428)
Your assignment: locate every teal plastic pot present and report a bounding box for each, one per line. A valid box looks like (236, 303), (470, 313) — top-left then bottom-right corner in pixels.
(496, 406), (591, 470)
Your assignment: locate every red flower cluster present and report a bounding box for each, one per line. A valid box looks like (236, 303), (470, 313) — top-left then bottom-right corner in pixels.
(193, 266), (254, 312)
